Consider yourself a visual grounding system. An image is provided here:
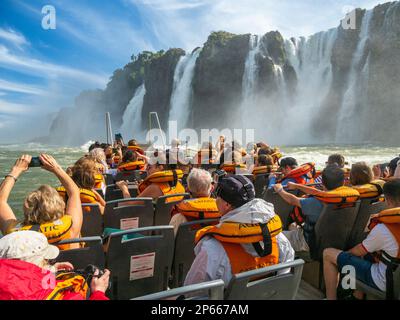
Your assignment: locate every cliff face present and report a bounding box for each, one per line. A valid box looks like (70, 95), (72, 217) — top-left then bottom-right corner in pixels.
(141, 48), (185, 129)
(191, 31), (249, 129)
(313, 9), (365, 141)
(364, 2), (400, 143)
(46, 1), (400, 146)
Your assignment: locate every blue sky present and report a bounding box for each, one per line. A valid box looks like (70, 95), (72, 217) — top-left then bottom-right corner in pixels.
(0, 0), (386, 143)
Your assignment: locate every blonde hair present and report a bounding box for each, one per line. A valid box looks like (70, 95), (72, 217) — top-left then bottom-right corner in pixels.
(23, 185), (65, 225)
(72, 156), (97, 189)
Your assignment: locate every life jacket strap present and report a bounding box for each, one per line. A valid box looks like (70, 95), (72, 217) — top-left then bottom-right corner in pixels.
(252, 223), (273, 257)
(379, 251), (400, 300)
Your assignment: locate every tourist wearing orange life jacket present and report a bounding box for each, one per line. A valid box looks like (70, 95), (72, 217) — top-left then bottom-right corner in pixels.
(273, 165), (360, 252)
(0, 154), (83, 250)
(0, 231), (110, 300)
(117, 149), (146, 172)
(349, 162), (385, 198)
(323, 179), (400, 300)
(268, 157), (315, 189)
(57, 157), (105, 215)
(169, 168), (219, 236)
(116, 152), (185, 202)
(184, 175), (294, 287)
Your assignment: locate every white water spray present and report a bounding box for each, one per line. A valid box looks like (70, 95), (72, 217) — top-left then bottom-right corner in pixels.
(168, 49), (200, 132)
(336, 10), (373, 143)
(120, 84), (146, 141)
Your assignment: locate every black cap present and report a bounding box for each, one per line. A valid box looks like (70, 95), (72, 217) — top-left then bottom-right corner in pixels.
(279, 157), (298, 169)
(215, 175), (255, 208)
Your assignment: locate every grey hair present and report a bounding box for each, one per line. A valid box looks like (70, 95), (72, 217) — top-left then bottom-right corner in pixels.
(187, 168), (212, 196)
(89, 148), (106, 163)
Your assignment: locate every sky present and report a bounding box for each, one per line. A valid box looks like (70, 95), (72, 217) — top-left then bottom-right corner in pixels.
(0, 0), (387, 143)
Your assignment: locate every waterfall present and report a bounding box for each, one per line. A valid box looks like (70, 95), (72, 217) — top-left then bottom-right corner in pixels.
(120, 84), (146, 141)
(281, 29), (338, 143)
(242, 35), (262, 106)
(335, 10), (373, 143)
(237, 35), (262, 129)
(168, 49), (200, 133)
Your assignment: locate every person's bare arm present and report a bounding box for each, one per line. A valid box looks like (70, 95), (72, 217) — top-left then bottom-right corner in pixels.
(137, 183), (163, 199)
(287, 182), (320, 195)
(347, 243), (368, 257)
(116, 181), (131, 199)
(40, 154), (82, 238)
(0, 155), (31, 234)
(273, 183), (301, 207)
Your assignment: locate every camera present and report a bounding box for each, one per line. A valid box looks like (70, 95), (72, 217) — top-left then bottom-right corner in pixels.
(212, 169), (227, 184)
(28, 157), (42, 168)
(82, 264), (105, 278)
(76, 264), (111, 291)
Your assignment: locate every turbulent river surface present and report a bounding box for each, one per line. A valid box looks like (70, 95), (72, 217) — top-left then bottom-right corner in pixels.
(0, 143), (399, 219)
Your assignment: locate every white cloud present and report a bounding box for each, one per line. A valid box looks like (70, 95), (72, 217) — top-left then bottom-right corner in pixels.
(0, 79), (46, 95)
(0, 28), (30, 49)
(0, 45), (108, 87)
(131, 0), (386, 52)
(135, 0), (208, 11)
(0, 99), (32, 114)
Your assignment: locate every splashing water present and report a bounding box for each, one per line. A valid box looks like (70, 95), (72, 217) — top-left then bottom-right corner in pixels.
(120, 84), (146, 141)
(168, 49), (201, 133)
(336, 10), (373, 143)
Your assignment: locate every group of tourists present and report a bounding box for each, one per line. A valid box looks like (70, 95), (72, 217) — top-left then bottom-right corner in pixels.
(0, 135), (399, 300)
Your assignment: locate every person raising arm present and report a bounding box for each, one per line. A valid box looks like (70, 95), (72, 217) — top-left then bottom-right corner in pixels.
(0, 154), (82, 241)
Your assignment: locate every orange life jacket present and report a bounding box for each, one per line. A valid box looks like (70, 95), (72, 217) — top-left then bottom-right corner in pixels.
(117, 160), (145, 172)
(138, 170), (185, 202)
(195, 216), (282, 274)
(280, 163), (316, 185)
(45, 271), (90, 300)
(176, 197), (220, 221)
(57, 186), (99, 205)
(252, 165), (275, 176)
(368, 207), (400, 299)
(290, 186), (360, 225)
(368, 208), (400, 253)
(220, 163), (247, 174)
(127, 145), (145, 155)
(352, 180), (385, 199)
(94, 173), (105, 189)
(12, 216), (73, 251)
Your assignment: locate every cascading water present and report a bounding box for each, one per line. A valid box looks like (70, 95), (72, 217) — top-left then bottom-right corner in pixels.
(281, 29), (338, 143)
(237, 28), (337, 144)
(168, 49), (201, 133)
(242, 35), (261, 105)
(238, 35), (262, 129)
(336, 10), (373, 143)
(120, 84), (146, 141)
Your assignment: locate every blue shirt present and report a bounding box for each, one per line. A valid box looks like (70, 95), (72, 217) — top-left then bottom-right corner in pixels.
(267, 176), (297, 189)
(299, 197), (324, 245)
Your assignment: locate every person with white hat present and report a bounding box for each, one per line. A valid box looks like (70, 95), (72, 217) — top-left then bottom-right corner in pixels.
(0, 231), (110, 300)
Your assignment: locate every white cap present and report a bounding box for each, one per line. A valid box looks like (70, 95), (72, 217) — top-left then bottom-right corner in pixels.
(0, 231), (59, 264)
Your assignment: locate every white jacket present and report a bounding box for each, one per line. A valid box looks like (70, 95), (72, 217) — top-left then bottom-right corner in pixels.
(184, 198), (295, 287)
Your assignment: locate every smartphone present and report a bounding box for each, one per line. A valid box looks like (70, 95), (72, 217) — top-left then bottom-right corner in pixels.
(115, 133), (123, 143)
(29, 157), (42, 168)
